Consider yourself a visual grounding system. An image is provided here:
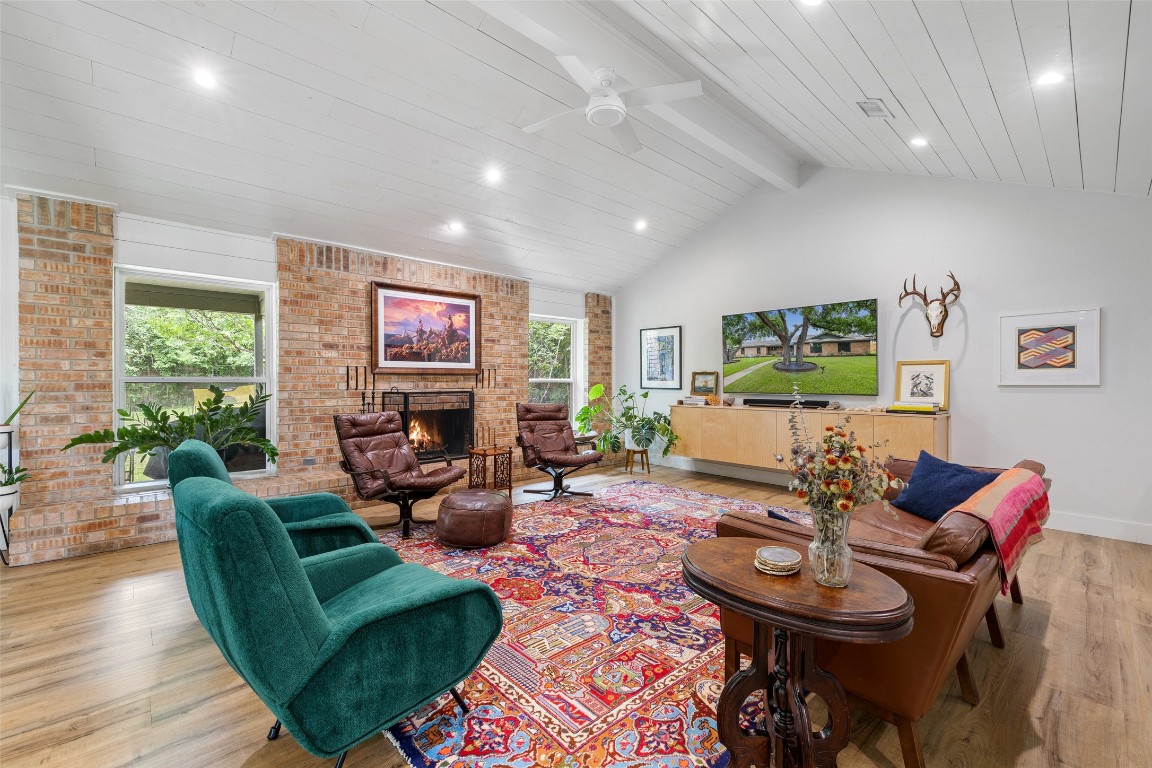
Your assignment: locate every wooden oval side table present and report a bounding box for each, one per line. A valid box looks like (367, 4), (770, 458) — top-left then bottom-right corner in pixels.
(682, 537), (914, 768)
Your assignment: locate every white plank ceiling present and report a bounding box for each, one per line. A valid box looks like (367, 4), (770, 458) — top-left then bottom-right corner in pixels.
(1, 1), (1149, 294)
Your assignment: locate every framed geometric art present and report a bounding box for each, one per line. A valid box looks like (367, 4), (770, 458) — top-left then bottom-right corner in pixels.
(371, 282), (481, 375)
(640, 326), (682, 389)
(999, 308), (1100, 386)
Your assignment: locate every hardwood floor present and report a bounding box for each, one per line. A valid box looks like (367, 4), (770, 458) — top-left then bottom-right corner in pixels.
(1, 466), (1148, 768)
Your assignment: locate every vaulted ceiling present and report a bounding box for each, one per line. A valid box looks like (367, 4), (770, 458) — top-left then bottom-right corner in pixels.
(2, 1), (1149, 294)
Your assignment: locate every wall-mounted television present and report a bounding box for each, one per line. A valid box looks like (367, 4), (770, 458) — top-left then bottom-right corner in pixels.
(721, 299), (878, 396)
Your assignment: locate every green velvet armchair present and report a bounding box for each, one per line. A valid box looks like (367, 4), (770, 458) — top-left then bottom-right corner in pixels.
(168, 439), (376, 558)
(172, 476), (503, 766)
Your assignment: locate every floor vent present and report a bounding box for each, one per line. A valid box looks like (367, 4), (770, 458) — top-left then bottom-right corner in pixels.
(857, 99), (895, 119)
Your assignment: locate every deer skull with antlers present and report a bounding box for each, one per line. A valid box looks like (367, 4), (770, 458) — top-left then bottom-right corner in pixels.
(899, 272), (961, 338)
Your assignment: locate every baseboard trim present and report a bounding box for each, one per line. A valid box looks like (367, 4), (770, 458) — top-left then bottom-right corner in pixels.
(1045, 510), (1152, 545)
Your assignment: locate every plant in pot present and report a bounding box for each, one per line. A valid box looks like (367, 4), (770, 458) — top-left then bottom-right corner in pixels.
(575, 383), (679, 457)
(62, 385), (278, 479)
(2, 390), (35, 500)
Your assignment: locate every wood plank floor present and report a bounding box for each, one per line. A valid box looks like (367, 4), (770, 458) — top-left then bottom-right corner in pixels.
(1, 466), (1148, 767)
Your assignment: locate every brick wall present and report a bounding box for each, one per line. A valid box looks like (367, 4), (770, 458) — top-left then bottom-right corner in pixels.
(276, 238), (532, 482)
(5, 196), (615, 564)
(12, 194), (121, 564)
(584, 292), (621, 465)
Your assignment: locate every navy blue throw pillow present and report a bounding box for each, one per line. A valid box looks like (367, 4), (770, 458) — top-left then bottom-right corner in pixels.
(893, 451), (999, 523)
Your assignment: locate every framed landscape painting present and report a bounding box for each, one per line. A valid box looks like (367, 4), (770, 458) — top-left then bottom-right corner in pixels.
(999, 308), (1100, 386)
(372, 282), (481, 375)
(640, 326), (682, 389)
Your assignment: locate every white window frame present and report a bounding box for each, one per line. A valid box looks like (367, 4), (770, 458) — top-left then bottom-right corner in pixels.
(528, 315), (585, 420)
(114, 265), (278, 490)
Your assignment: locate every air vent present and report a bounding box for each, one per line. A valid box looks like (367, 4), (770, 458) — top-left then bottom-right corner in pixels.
(857, 99), (895, 119)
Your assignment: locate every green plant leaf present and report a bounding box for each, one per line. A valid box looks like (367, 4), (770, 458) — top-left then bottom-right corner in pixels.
(2, 391), (34, 426)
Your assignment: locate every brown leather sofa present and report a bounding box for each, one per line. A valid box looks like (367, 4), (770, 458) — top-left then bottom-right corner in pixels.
(717, 457), (1048, 768)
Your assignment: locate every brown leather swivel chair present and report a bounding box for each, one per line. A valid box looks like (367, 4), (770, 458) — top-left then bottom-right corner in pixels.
(515, 403), (602, 500)
(334, 412), (466, 538)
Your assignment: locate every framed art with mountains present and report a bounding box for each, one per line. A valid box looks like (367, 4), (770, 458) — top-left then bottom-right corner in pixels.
(371, 282), (481, 375)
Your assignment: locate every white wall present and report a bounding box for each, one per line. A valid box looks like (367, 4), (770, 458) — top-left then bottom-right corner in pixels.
(116, 214), (276, 281)
(616, 167), (1152, 543)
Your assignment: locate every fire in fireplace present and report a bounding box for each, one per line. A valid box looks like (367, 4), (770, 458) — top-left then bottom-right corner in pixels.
(374, 389), (475, 462)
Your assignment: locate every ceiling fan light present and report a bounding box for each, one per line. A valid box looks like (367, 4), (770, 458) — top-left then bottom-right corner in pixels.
(586, 92), (627, 127)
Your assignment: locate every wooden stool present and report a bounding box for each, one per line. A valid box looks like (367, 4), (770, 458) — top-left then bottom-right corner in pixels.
(625, 447), (650, 475)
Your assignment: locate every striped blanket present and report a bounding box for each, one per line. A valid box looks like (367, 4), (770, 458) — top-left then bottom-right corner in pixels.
(946, 467), (1050, 594)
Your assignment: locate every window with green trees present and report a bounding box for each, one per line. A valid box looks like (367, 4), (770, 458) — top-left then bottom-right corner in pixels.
(528, 318), (577, 415)
(118, 274), (273, 485)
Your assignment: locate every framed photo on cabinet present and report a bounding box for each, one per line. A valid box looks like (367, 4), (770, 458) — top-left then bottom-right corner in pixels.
(895, 360), (950, 410)
(690, 371), (719, 397)
(640, 326), (682, 389)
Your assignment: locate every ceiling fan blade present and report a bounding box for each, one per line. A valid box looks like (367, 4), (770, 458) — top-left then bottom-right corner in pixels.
(522, 107), (583, 133)
(556, 55), (600, 93)
(623, 80), (702, 108)
(610, 120), (643, 154)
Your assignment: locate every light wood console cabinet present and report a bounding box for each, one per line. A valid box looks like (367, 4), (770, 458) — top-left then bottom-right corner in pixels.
(671, 405), (949, 469)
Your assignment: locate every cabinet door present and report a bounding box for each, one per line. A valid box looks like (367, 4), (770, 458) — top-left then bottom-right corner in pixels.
(822, 413), (874, 450)
(874, 416), (937, 461)
(670, 407), (703, 459)
(701, 408), (743, 464)
(737, 409), (777, 468)
(777, 410), (821, 451)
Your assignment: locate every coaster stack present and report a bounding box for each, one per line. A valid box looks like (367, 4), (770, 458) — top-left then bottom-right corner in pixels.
(754, 546), (802, 576)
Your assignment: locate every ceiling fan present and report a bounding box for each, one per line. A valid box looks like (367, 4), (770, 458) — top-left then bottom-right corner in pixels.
(523, 56), (702, 154)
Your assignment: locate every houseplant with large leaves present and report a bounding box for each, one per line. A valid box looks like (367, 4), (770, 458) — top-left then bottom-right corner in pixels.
(576, 384), (679, 457)
(62, 385), (278, 472)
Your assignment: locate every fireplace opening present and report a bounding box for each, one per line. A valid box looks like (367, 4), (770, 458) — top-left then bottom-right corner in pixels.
(372, 388), (475, 463)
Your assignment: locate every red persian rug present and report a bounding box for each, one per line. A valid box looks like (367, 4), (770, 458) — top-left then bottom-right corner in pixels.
(378, 479), (805, 768)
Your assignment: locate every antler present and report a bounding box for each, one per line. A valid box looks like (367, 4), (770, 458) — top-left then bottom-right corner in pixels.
(899, 275), (929, 307)
(940, 271), (961, 305)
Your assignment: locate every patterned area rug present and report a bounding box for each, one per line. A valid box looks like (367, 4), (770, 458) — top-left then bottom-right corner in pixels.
(379, 480), (806, 768)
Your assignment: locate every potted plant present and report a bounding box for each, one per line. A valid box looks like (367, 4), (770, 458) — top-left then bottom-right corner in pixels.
(576, 383), (679, 457)
(2, 390), (35, 499)
(62, 385), (278, 475)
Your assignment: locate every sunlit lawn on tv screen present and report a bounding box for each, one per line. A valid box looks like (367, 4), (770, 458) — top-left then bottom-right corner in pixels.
(725, 355), (878, 395)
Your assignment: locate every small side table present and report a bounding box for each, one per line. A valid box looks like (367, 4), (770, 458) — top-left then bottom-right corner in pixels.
(625, 447), (650, 474)
(682, 537), (914, 768)
(468, 446), (513, 497)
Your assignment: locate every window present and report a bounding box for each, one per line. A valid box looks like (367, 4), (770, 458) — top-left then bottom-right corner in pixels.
(116, 269), (275, 487)
(809, 343), (822, 354)
(528, 317), (581, 416)
(838, 341), (852, 354)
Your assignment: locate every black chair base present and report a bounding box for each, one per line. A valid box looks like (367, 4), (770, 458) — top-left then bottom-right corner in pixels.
(525, 465), (595, 501)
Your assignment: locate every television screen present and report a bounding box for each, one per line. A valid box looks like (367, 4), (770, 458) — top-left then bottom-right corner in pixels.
(721, 299), (878, 396)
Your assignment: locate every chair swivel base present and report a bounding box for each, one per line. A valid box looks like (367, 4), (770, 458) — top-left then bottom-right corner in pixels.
(525, 465), (594, 501)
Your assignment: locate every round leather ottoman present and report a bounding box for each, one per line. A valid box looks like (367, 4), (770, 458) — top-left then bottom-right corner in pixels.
(436, 490), (513, 548)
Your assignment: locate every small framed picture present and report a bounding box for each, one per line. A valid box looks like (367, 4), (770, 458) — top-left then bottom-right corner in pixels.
(895, 360), (950, 410)
(691, 371), (719, 396)
(640, 326), (682, 389)
(999, 308), (1100, 386)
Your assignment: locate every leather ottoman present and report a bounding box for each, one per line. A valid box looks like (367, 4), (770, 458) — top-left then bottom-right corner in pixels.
(436, 489), (513, 548)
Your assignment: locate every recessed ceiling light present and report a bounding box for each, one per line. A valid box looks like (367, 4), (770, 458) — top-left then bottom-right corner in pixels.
(448, 220), (464, 232)
(1036, 71), (1065, 86)
(634, 219), (648, 231)
(909, 137), (929, 148)
(193, 68), (217, 88)
(485, 167), (502, 183)
(799, 0), (824, 6)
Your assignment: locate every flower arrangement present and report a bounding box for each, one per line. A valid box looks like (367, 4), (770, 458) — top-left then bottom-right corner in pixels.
(774, 387), (902, 587)
(775, 389), (902, 513)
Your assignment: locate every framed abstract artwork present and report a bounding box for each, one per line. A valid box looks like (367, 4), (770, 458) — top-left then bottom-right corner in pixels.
(999, 308), (1100, 386)
(895, 360), (950, 410)
(640, 326), (682, 389)
(371, 282), (481, 375)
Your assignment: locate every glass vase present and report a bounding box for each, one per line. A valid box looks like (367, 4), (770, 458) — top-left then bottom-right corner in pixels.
(809, 504), (853, 588)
